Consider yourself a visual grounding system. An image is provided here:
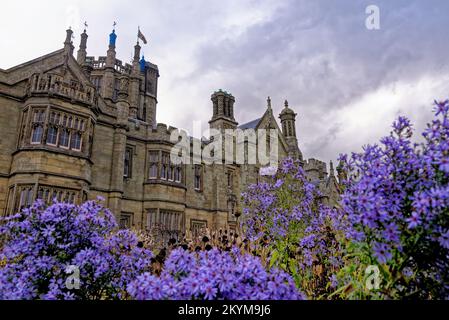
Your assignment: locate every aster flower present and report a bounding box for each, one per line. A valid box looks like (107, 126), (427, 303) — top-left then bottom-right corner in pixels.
(373, 242), (393, 264)
(406, 212), (421, 229)
(438, 230), (449, 249)
(128, 248), (303, 300)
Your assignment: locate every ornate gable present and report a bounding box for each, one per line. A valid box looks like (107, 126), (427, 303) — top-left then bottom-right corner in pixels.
(0, 49), (105, 115)
(256, 109), (290, 154)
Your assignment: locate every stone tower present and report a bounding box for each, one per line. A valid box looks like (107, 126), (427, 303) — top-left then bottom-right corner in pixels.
(140, 56), (159, 126)
(209, 89), (237, 130)
(279, 100), (302, 160)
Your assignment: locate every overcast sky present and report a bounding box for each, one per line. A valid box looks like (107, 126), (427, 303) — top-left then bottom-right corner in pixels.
(1, 0), (449, 165)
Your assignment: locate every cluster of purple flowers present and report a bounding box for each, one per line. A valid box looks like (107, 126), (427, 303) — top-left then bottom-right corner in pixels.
(127, 247), (303, 300)
(0, 199), (153, 300)
(241, 159), (322, 242)
(241, 158), (344, 297)
(339, 100), (449, 298)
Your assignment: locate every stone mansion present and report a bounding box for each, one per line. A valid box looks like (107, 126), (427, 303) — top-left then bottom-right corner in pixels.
(0, 28), (341, 239)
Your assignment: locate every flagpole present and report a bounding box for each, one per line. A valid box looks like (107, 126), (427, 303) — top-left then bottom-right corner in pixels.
(137, 26), (140, 44)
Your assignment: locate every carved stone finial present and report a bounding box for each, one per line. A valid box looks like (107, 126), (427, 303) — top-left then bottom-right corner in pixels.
(267, 96), (271, 109)
(284, 100), (289, 108)
(64, 28), (73, 44)
(119, 77), (129, 94)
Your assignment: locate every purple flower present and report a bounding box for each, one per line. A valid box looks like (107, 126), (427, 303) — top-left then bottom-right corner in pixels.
(373, 242), (393, 264)
(274, 179), (284, 189)
(128, 248), (303, 300)
(383, 223), (400, 243)
(438, 230), (449, 249)
(0, 200), (153, 300)
(329, 274), (338, 288)
(338, 100), (449, 298)
(439, 157), (449, 173)
(406, 212), (421, 229)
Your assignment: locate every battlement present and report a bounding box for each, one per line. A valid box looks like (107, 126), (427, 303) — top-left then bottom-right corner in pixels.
(304, 158), (328, 180)
(146, 122), (177, 143)
(210, 89), (236, 123)
(86, 56), (132, 74)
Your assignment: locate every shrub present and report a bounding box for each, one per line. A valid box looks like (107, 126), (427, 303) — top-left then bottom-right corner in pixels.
(241, 158), (345, 298)
(127, 247), (303, 300)
(336, 100), (449, 299)
(0, 199), (153, 300)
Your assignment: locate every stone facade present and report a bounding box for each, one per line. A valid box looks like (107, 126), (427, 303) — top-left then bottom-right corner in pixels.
(0, 28), (341, 240)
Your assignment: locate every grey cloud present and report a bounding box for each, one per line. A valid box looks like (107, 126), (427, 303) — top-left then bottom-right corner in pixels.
(180, 0), (449, 160)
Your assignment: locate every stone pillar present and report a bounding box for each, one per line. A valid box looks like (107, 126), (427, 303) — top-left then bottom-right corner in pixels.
(64, 29), (74, 55)
(217, 93), (224, 116)
(102, 30), (117, 100)
(109, 73), (130, 221)
(117, 77), (130, 121)
(128, 42), (142, 118)
(229, 96), (235, 118)
(109, 125), (127, 220)
(77, 30), (88, 65)
(144, 96), (157, 126)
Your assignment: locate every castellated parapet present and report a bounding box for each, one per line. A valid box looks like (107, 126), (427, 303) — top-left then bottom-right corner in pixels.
(304, 158), (328, 181)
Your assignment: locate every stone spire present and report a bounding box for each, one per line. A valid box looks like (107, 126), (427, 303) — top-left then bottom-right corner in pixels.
(279, 99), (296, 137)
(76, 26), (88, 65)
(329, 160), (335, 177)
(133, 42), (141, 62)
(267, 96), (272, 110)
(102, 24), (118, 100)
(129, 42), (142, 118)
(106, 23), (117, 68)
(132, 42), (141, 74)
(336, 160), (347, 184)
(64, 28), (74, 55)
(279, 99), (302, 160)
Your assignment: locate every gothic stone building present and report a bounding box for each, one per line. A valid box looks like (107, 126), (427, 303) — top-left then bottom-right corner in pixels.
(0, 28), (341, 238)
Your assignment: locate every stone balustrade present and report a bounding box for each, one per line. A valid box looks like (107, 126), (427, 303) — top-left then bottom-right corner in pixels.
(86, 56), (132, 74)
(28, 72), (96, 105)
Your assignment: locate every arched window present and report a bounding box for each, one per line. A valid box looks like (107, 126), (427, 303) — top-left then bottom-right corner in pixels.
(227, 200), (236, 222)
(161, 152), (170, 180)
(59, 129), (70, 148)
(17, 186), (34, 212)
(46, 126), (58, 145)
(194, 165), (202, 190)
(31, 125), (43, 144)
(149, 164), (158, 179)
(70, 132), (82, 150)
(49, 112), (56, 124)
(149, 151), (159, 179)
(288, 121), (293, 137)
(124, 147), (133, 178)
(175, 166), (182, 183)
(168, 165), (174, 181)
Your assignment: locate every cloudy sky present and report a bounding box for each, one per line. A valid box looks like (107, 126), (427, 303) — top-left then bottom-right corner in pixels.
(1, 0), (449, 165)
